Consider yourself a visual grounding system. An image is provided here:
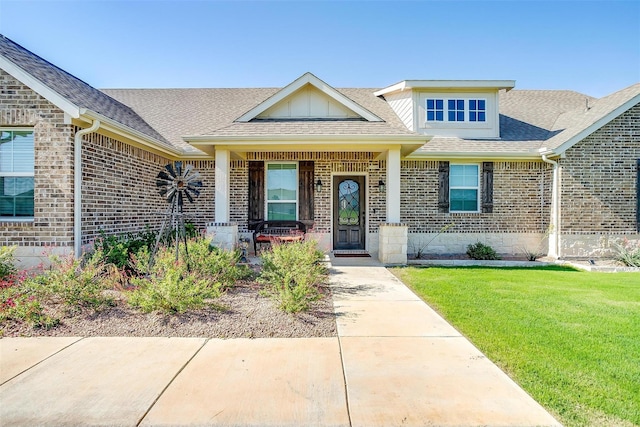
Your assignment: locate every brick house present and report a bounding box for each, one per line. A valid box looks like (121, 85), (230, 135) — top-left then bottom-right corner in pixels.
(1, 34), (638, 266)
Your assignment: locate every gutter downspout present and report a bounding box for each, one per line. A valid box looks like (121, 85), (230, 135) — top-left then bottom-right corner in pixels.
(541, 154), (559, 258)
(74, 120), (101, 257)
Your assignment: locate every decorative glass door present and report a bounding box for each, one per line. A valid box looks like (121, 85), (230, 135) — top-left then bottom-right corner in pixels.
(333, 176), (365, 250)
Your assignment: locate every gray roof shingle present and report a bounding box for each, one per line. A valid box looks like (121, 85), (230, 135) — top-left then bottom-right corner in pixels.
(0, 34), (172, 149)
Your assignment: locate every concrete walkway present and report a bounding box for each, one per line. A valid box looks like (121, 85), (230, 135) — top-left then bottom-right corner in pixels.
(0, 258), (561, 427)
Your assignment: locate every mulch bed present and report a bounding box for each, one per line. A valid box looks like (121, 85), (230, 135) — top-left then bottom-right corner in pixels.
(1, 281), (337, 339)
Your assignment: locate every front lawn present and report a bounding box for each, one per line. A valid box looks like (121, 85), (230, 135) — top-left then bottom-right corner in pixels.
(391, 266), (640, 427)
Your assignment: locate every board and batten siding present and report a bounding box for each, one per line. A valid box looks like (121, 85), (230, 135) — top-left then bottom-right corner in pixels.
(258, 86), (360, 119)
(383, 90), (414, 131)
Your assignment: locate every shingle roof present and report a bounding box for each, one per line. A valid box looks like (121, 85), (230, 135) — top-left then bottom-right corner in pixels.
(544, 83), (640, 151)
(0, 34), (171, 149)
(102, 87), (416, 149)
(106, 85), (639, 156)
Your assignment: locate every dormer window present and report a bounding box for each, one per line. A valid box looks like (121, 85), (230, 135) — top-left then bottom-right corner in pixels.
(448, 100), (465, 122)
(426, 99), (444, 121)
(425, 98), (487, 123)
(469, 99), (486, 122)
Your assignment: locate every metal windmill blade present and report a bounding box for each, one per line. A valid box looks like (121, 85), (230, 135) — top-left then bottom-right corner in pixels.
(150, 162), (204, 268)
(155, 161), (203, 210)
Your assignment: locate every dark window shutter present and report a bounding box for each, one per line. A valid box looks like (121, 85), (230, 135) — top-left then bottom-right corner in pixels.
(298, 161), (314, 224)
(438, 161), (450, 213)
(636, 159), (640, 231)
(248, 161), (264, 229)
(482, 161), (494, 213)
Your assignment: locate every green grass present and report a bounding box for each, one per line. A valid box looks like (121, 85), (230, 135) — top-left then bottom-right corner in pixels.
(391, 266), (640, 427)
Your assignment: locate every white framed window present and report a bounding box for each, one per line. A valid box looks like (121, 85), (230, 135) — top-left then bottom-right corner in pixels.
(450, 164), (480, 212)
(425, 98), (487, 123)
(426, 99), (444, 121)
(469, 99), (486, 122)
(266, 162), (298, 220)
(1, 128), (34, 219)
(447, 99), (465, 122)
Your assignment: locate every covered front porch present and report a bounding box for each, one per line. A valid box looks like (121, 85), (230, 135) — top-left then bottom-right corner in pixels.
(194, 143), (418, 264)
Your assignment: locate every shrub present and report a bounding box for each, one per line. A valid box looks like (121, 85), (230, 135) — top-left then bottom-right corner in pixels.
(127, 240), (231, 313)
(259, 240), (326, 313)
(467, 242), (501, 260)
(1, 270), (59, 329)
(0, 246), (17, 280)
(184, 239), (251, 289)
(613, 240), (640, 267)
(43, 251), (116, 313)
(94, 228), (157, 271)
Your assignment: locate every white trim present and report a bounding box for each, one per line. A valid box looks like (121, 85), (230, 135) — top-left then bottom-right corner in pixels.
(235, 72), (383, 122)
(449, 163), (481, 213)
(552, 94), (640, 155)
(0, 127), (35, 219)
(375, 80), (516, 97)
(0, 56), (81, 118)
(264, 161), (299, 221)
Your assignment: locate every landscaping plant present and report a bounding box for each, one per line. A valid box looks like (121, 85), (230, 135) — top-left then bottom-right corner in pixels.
(128, 238), (247, 313)
(259, 240), (326, 313)
(0, 245), (17, 279)
(466, 241), (501, 260)
(613, 239), (640, 267)
(41, 251), (116, 314)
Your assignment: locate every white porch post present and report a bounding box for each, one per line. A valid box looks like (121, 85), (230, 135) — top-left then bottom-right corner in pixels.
(386, 147), (401, 223)
(215, 149), (230, 223)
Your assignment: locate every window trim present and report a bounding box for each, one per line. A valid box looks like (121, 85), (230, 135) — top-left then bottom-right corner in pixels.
(264, 161), (299, 221)
(449, 163), (481, 213)
(0, 127), (35, 221)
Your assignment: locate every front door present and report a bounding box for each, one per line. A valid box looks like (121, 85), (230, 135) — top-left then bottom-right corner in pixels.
(333, 176), (365, 250)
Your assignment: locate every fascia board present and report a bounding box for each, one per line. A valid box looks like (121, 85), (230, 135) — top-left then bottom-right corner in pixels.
(375, 80), (516, 96)
(406, 151), (541, 160)
(553, 95), (640, 155)
(184, 134), (427, 143)
(373, 81), (407, 97)
(0, 55), (81, 118)
(235, 72), (383, 122)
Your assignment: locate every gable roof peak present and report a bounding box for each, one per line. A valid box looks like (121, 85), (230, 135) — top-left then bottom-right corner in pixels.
(235, 72), (383, 122)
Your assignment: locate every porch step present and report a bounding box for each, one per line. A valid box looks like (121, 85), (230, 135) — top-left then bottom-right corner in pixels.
(332, 250), (371, 258)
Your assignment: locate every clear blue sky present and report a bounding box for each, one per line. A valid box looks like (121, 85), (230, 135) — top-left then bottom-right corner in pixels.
(1, 0), (638, 97)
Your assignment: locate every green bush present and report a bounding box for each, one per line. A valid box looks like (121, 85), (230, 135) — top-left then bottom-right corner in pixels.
(259, 240), (326, 313)
(127, 240), (235, 313)
(43, 252), (116, 313)
(1, 269), (59, 329)
(94, 228), (157, 270)
(185, 239), (251, 289)
(0, 245), (17, 280)
(466, 242), (501, 260)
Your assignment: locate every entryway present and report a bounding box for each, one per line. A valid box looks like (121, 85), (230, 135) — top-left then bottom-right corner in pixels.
(333, 176), (365, 250)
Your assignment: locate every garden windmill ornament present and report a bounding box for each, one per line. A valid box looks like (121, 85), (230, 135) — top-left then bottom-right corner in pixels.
(151, 162), (203, 266)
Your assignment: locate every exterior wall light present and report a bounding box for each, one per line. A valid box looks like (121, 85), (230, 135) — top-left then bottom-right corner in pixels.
(378, 180), (386, 193)
(315, 179), (323, 192)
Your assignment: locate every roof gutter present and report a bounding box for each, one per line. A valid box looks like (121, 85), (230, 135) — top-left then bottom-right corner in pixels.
(79, 109), (183, 158)
(74, 120), (101, 258)
(540, 149), (560, 258)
